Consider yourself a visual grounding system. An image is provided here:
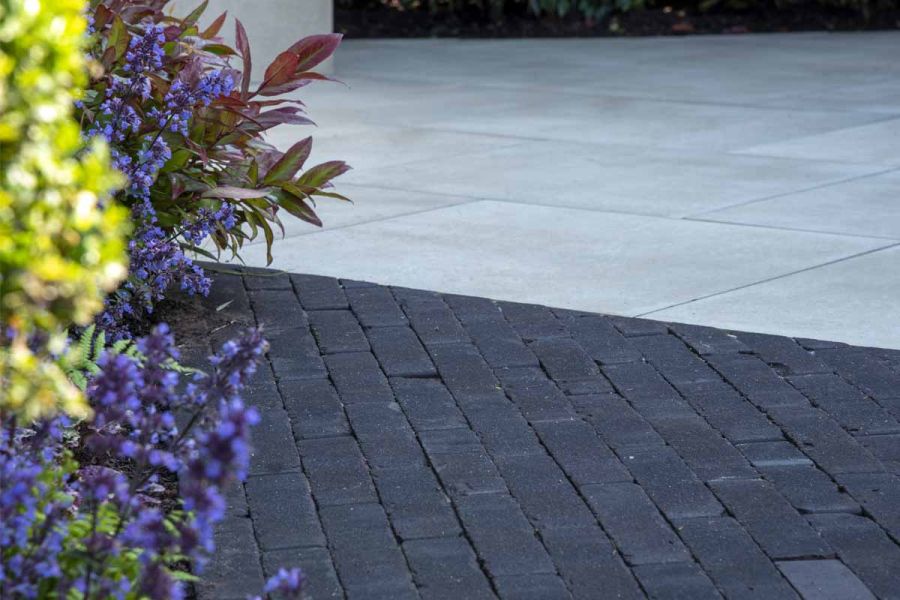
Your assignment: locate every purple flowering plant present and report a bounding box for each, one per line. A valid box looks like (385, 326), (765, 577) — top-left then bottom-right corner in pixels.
(79, 0), (349, 337)
(0, 326), (303, 599)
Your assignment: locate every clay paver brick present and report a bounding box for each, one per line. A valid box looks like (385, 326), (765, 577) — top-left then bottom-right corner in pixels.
(675, 516), (799, 600)
(776, 559), (875, 600)
(291, 273), (349, 310)
(366, 325), (437, 377)
(810, 514), (900, 598)
(346, 285), (408, 328)
(402, 536), (495, 600)
(581, 482), (692, 566)
(709, 478), (832, 559)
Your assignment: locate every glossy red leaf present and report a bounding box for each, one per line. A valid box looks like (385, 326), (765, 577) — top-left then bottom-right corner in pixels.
(262, 137), (313, 185)
(261, 51), (299, 89)
(201, 11), (227, 39)
(235, 19), (251, 99)
(287, 34), (343, 73)
(254, 108), (314, 130)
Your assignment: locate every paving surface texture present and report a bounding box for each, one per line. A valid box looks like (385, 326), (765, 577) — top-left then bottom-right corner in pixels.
(195, 269), (900, 600)
(226, 33), (900, 348)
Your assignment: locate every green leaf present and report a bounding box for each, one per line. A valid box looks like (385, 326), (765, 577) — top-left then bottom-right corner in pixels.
(310, 189), (353, 203)
(108, 16), (129, 61)
(161, 148), (192, 173)
(202, 43), (237, 56)
(296, 160), (351, 188)
(272, 189), (322, 227)
(171, 570), (201, 583)
(183, 0), (209, 27)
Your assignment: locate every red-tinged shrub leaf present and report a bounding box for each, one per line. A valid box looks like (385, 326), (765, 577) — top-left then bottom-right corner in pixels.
(294, 71), (334, 83)
(251, 97), (307, 108)
(272, 190), (323, 227)
(296, 161), (351, 188)
(257, 79), (312, 97)
(261, 51), (299, 89)
(201, 11), (227, 39)
(235, 19), (251, 99)
(100, 46), (117, 70)
(254, 108), (314, 130)
(287, 33), (343, 72)
(258, 72), (335, 97)
(277, 114), (315, 127)
(262, 138), (312, 185)
(164, 25), (183, 42)
(94, 4), (112, 30)
(202, 186), (269, 200)
(215, 94), (248, 109)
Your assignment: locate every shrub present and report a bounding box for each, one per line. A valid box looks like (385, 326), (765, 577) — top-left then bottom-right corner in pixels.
(529, 0), (646, 20)
(0, 0), (129, 419)
(79, 1), (349, 338)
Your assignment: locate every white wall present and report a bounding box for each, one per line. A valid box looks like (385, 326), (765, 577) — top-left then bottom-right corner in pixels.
(205, 0), (334, 79)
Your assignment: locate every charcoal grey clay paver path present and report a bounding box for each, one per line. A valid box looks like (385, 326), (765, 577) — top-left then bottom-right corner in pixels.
(196, 268), (900, 600)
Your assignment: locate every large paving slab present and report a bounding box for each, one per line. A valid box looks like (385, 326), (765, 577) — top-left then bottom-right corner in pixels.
(232, 200), (891, 322)
(735, 117), (900, 167)
(195, 268), (900, 600)
(229, 33), (900, 348)
(647, 244), (900, 349)
(693, 169), (900, 239)
(323, 142), (886, 218)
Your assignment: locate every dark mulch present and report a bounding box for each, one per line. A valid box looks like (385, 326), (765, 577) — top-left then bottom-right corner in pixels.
(336, 5), (900, 37)
(174, 266), (900, 600)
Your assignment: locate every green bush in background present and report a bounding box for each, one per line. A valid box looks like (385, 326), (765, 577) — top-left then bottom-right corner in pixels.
(0, 0), (128, 420)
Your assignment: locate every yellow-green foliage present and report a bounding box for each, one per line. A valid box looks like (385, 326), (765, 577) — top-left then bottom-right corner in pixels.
(0, 0), (129, 420)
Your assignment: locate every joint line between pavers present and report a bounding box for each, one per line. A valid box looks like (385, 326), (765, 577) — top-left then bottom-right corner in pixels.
(636, 242), (900, 318)
(683, 166), (900, 220)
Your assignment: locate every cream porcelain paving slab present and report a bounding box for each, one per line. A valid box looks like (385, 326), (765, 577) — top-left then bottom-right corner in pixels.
(646, 245), (900, 349)
(332, 35), (900, 105)
(228, 201), (890, 318)
(244, 185), (474, 244)
(759, 76), (900, 115)
(266, 123), (525, 172)
(693, 169), (900, 240)
(420, 94), (885, 152)
(734, 118), (900, 166)
(342, 141), (886, 218)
